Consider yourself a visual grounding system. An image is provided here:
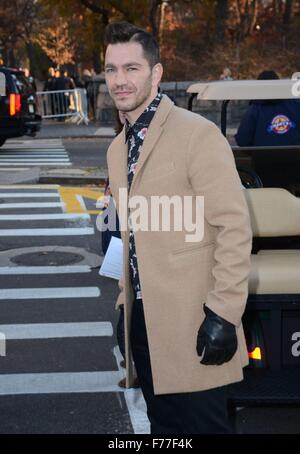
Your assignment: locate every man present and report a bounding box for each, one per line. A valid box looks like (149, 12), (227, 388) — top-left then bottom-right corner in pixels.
(105, 21), (252, 434)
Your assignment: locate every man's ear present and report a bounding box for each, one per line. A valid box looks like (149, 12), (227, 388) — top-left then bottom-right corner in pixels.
(152, 63), (163, 87)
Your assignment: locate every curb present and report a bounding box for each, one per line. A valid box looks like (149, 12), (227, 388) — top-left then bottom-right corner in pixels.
(35, 135), (115, 140)
(38, 175), (107, 185)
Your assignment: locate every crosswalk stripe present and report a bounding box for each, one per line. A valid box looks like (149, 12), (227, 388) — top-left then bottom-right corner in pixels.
(0, 202), (64, 208)
(0, 322), (113, 339)
(0, 185), (60, 188)
(0, 213), (89, 220)
(0, 371), (123, 395)
(0, 193), (60, 198)
(0, 159), (70, 162)
(0, 227), (94, 236)
(2, 148), (65, 152)
(0, 168), (31, 171)
(1, 152), (69, 156)
(0, 155), (68, 158)
(0, 163), (71, 166)
(0, 266), (91, 274)
(0, 287), (101, 300)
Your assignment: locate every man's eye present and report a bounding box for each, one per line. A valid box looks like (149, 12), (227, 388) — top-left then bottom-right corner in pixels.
(105, 68), (114, 73)
(128, 67), (137, 71)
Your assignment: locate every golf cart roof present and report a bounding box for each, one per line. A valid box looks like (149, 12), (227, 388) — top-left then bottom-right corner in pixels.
(187, 79), (299, 100)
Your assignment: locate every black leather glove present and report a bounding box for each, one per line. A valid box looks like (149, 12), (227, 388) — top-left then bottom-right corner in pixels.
(196, 305), (237, 365)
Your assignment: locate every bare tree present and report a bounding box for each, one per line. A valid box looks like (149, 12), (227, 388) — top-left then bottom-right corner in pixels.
(283, 0), (293, 28)
(234, 0), (259, 41)
(149, 0), (162, 41)
(215, 0), (229, 44)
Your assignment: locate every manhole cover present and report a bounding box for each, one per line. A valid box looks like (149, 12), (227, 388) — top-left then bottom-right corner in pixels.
(11, 251), (84, 266)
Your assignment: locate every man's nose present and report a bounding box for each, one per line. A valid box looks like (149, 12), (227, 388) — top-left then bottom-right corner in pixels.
(114, 69), (127, 86)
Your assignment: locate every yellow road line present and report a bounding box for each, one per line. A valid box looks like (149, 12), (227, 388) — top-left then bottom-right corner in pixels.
(58, 187), (104, 214)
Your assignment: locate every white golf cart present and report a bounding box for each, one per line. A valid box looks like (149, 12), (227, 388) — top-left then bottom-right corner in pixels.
(187, 79), (300, 406)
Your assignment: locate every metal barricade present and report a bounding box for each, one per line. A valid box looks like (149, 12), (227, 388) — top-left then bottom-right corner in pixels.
(36, 88), (89, 125)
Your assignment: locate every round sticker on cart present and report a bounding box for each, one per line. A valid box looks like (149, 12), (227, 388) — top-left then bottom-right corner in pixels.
(267, 114), (295, 134)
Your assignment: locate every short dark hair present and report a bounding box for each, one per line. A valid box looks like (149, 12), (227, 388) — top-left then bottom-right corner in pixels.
(257, 70), (279, 80)
(105, 21), (160, 68)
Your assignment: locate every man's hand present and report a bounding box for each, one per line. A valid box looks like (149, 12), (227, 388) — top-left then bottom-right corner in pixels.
(197, 305), (237, 365)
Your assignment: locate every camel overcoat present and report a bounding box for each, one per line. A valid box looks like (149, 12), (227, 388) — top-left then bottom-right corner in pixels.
(107, 95), (252, 395)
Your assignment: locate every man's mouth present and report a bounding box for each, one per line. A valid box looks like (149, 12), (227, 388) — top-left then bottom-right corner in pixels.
(114, 91), (133, 97)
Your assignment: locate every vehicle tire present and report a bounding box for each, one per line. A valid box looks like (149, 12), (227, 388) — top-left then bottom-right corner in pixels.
(237, 166), (263, 188)
(0, 137), (7, 147)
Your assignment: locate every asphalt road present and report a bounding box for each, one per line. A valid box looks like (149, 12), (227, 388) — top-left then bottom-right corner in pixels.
(0, 179), (147, 434)
(63, 138), (112, 169)
(0, 137), (299, 434)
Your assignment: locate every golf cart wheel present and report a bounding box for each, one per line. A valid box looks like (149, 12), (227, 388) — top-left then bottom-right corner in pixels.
(237, 166), (263, 189)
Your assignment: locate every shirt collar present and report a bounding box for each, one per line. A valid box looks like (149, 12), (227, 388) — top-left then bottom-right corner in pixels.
(125, 93), (162, 143)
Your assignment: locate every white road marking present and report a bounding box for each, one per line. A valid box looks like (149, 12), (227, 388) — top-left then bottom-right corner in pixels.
(0, 266), (91, 274)
(0, 168), (31, 171)
(0, 185), (59, 188)
(0, 149), (66, 152)
(0, 159), (70, 162)
(76, 195), (87, 211)
(0, 163), (71, 166)
(0, 213), (90, 220)
(0, 153), (67, 156)
(0, 287), (101, 300)
(0, 227), (94, 236)
(0, 156), (68, 159)
(1, 147), (67, 154)
(113, 346), (150, 434)
(0, 202), (64, 209)
(0, 193), (60, 198)
(0, 371), (123, 395)
(0, 322), (113, 339)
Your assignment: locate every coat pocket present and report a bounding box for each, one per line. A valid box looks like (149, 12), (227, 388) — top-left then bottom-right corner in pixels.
(172, 240), (215, 257)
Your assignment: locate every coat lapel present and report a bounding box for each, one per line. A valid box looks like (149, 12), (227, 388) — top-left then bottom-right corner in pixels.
(129, 95), (174, 197)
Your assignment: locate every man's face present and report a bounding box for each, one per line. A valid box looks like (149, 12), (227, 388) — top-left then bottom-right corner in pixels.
(105, 41), (162, 120)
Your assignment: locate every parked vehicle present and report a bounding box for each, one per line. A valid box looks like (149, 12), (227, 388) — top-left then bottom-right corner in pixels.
(0, 67), (42, 147)
(187, 79), (300, 405)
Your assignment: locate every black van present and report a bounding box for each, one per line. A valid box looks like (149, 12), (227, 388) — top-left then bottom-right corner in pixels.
(0, 67), (42, 147)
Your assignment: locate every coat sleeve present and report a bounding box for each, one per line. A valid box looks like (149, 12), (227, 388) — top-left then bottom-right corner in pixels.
(187, 121), (252, 326)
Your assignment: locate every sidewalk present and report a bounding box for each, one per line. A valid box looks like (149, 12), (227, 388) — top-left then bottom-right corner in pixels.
(35, 120), (115, 139)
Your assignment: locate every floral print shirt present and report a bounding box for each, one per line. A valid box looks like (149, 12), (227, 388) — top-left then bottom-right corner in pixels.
(126, 93), (162, 300)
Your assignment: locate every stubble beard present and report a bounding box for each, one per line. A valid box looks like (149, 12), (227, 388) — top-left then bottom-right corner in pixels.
(112, 76), (153, 114)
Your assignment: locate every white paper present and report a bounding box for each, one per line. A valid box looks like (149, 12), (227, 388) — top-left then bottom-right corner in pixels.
(99, 236), (123, 280)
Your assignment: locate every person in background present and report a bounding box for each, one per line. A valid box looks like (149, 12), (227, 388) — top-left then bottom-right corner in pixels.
(53, 69), (68, 119)
(24, 68), (37, 92)
(43, 67), (55, 91)
(43, 67), (56, 116)
(220, 67), (233, 81)
(235, 70), (300, 147)
(105, 21), (251, 434)
(63, 70), (76, 90)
